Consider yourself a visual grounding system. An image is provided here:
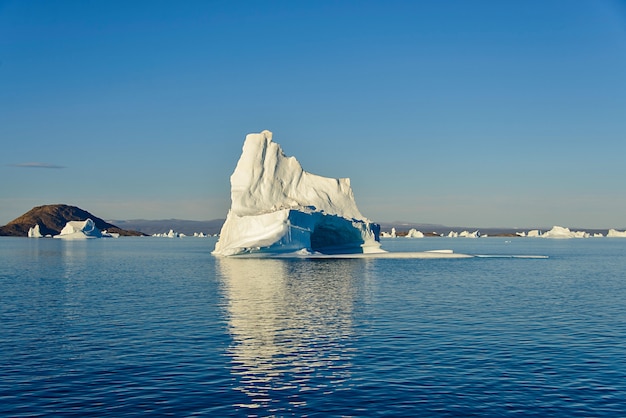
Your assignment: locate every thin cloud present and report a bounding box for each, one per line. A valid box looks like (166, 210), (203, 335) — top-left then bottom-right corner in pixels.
(9, 162), (66, 169)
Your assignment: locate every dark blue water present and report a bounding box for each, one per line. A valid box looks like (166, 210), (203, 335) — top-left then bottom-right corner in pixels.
(1, 236), (625, 416)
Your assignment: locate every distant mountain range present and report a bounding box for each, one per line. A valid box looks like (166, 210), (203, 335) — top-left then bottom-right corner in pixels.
(0, 204), (144, 237)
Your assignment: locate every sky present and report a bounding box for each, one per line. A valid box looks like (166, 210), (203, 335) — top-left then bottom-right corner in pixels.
(1, 0), (625, 228)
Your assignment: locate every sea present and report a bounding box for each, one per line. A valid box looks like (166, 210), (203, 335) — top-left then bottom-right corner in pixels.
(1, 236), (625, 417)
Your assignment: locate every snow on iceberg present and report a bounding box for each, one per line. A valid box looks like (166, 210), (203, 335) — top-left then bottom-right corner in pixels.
(212, 130), (382, 256)
(28, 224), (43, 238)
(54, 218), (102, 239)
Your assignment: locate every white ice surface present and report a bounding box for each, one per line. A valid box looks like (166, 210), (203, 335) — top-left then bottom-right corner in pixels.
(541, 225), (589, 239)
(406, 228), (424, 238)
(54, 218), (102, 239)
(28, 224), (43, 238)
(607, 228), (626, 237)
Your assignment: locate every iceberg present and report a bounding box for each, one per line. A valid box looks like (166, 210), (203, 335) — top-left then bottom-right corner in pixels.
(212, 130), (382, 256)
(381, 228), (396, 238)
(406, 228), (424, 238)
(541, 225), (589, 239)
(607, 228), (626, 238)
(459, 230), (480, 238)
(28, 224), (43, 238)
(54, 218), (102, 239)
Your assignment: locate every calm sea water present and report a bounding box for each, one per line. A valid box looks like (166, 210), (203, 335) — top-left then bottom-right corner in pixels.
(1, 236), (625, 416)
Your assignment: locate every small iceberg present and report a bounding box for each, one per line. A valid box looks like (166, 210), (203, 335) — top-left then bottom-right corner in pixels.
(459, 230), (480, 238)
(607, 228), (626, 238)
(406, 228), (424, 238)
(54, 218), (102, 239)
(541, 226), (589, 239)
(28, 224), (43, 238)
(381, 228), (397, 238)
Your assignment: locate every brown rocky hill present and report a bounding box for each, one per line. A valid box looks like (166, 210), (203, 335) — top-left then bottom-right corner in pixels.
(0, 204), (144, 237)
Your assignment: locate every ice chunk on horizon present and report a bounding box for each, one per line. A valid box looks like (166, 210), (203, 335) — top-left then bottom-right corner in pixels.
(406, 228), (424, 238)
(607, 228), (626, 238)
(28, 224), (43, 238)
(212, 130), (382, 256)
(459, 230), (480, 238)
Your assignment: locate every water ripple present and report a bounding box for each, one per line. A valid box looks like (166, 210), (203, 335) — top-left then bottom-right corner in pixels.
(1, 238), (626, 416)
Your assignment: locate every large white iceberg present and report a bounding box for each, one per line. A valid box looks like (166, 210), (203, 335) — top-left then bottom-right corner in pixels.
(54, 218), (102, 239)
(212, 130), (382, 256)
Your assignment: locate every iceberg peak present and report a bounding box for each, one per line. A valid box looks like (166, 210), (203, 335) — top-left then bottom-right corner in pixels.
(213, 131), (382, 256)
(229, 131), (364, 220)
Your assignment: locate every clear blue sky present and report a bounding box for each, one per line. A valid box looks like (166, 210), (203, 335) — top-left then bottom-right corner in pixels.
(1, 0), (625, 228)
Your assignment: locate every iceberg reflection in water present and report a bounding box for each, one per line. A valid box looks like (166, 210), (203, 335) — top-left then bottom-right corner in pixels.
(217, 257), (369, 412)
